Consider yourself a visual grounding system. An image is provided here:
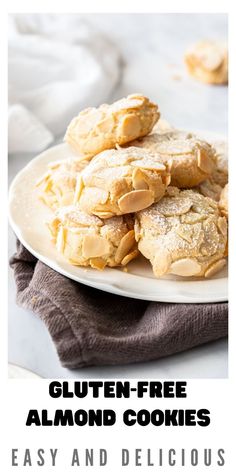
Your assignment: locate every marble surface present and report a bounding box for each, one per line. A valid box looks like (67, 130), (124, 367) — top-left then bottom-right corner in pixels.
(8, 13), (228, 379)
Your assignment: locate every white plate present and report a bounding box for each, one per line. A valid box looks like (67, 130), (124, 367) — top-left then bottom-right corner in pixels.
(9, 132), (228, 304)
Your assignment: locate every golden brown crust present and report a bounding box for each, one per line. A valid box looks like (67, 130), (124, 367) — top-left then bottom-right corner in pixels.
(135, 187), (227, 278)
(65, 94), (160, 158)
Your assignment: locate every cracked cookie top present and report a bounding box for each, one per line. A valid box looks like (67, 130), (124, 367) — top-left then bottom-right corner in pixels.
(74, 146), (170, 218)
(129, 131), (216, 188)
(65, 94), (160, 158)
(135, 187), (227, 278)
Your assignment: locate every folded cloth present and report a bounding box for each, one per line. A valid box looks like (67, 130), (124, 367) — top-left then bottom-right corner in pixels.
(10, 240), (228, 369)
(8, 14), (121, 154)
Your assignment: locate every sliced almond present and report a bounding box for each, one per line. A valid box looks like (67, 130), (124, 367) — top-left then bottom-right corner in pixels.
(119, 114), (141, 139)
(163, 174), (171, 186)
(197, 148), (215, 174)
(132, 168), (149, 190)
(79, 187), (109, 211)
(43, 178), (52, 193)
(217, 216), (227, 236)
(48, 161), (62, 170)
(121, 249), (139, 266)
(153, 248), (171, 277)
(115, 230), (136, 263)
(118, 189), (154, 213)
(120, 94), (145, 108)
(112, 96), (143, 112)
(96, 115), (115, 134)
(170, 258), (201, 276)
(76, 109), (103, 135)
(204, 258), (226, 278)
(93, 211), (115, 219)
(68, 258), (83, 266)
(56, 226), (66, 253)
(156, 196), (192, 216)
(36, 172), (50, 187)
(90, 257), (107, 270)
(92, 187), (109, 204)
(82, 235), (110, 258)
(132, 159), (166, 172)
(176, 227), (193, 243)
(181, 211), (206, 224)
(73, 175), (84, 203)
(47, 219), (59, 238)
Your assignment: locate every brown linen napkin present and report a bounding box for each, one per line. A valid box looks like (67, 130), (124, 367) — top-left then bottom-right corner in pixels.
(10, 240), (228, 369)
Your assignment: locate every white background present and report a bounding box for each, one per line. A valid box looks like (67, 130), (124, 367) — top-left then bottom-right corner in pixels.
(1, 1), (236, 471)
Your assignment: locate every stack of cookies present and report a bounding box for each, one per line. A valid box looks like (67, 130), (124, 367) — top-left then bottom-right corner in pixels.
(37, 94), (228, 278)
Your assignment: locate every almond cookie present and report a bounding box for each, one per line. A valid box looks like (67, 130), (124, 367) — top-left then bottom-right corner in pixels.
(219, 184), (228, 218)
(185, 40), (228, 85)
(135, 187), (227, 278)
(197, 140), (228, 201)
(74, 147), (170, 218)
(48, 206), (138, 269)
(36, 157), (89, 210)
(65, 94), (160, 158)
(130, 131), (216, 188)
